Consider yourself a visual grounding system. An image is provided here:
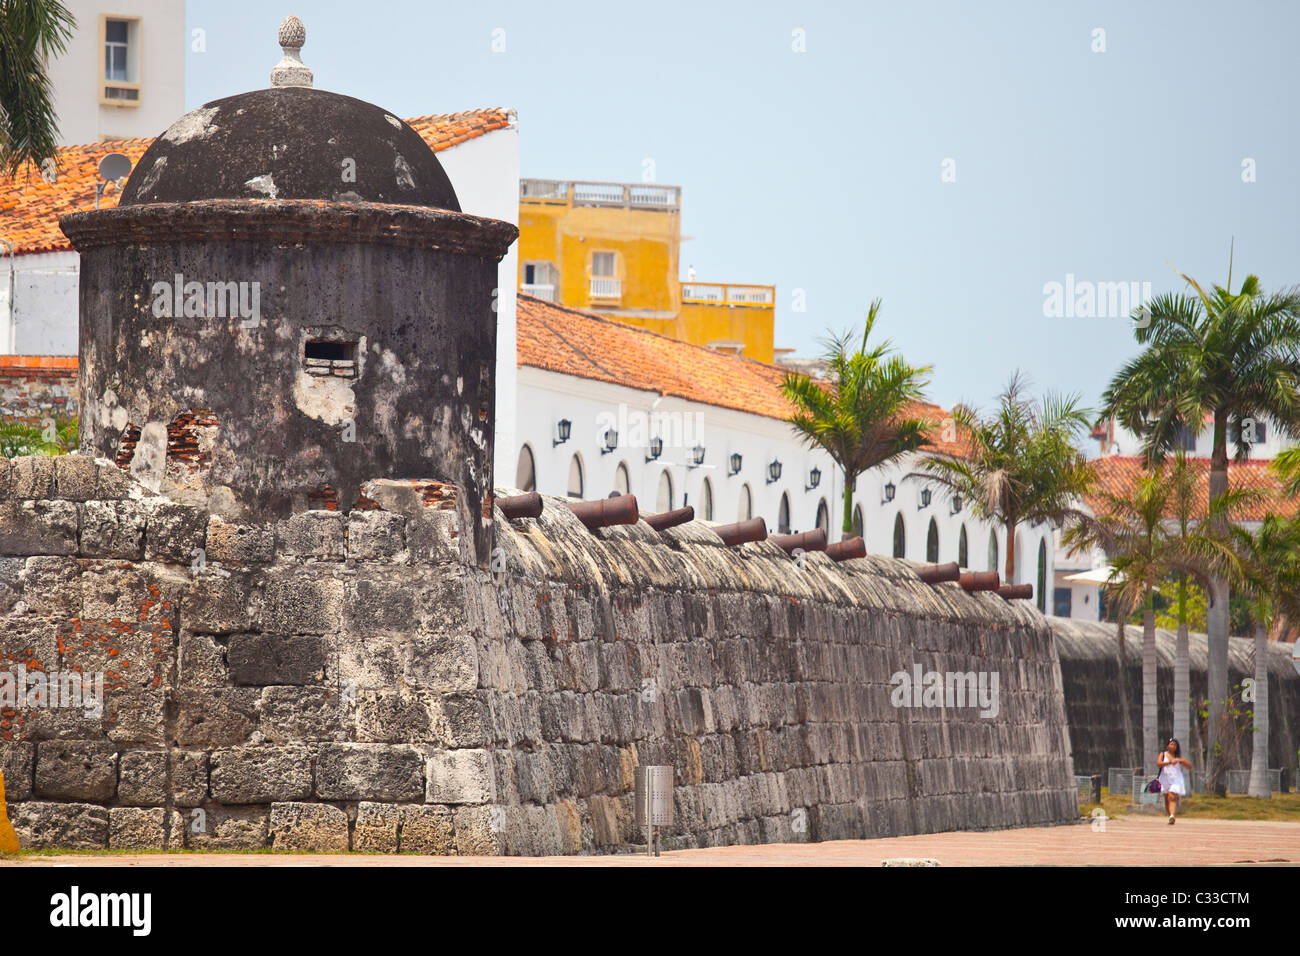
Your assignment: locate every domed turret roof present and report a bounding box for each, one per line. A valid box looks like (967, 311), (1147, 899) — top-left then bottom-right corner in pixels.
(119, 17), (460, 210)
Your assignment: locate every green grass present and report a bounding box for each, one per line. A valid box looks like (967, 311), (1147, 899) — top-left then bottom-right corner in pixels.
(1081, 787), (1300, 822)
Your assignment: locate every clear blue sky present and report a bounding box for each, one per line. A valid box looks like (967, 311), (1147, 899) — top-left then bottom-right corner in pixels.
(185, 0), (1300, 414)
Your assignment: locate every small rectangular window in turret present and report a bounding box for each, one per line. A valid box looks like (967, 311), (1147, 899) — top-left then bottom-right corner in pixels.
(304, 339), (357, 378)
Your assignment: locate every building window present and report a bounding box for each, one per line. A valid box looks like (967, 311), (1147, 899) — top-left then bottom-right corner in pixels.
(656, 469), (674, 512)
(100, 16), (141, 105)
(738, 483), (753, 521)
(926, 518), (939, 563)
(567, 454), (584, 499)
(521, 261), (558, 302)
(516, 444), (536, 492)
(988, 529), (999, 573)
(1037, 539), (1048, 612)
(852, 505), (863, 539)
(592, 252), (616, 277)
(1053, 587), (1072, 617)
(589, 252), (620, 300)
(700, 477), (714, 520)
(614, 462), (630, 496)
(778, 493), (791, 534)
(303, 339), (358, 379)
(958, 525), (968, 568)
(892, 513), (906, 559)
(815, 499), (829, 536)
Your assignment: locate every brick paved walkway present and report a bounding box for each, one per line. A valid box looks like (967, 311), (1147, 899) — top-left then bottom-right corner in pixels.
(3, 818), (1298, 866)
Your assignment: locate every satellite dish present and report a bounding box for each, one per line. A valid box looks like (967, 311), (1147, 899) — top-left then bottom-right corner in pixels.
(98, 152), (133, 184)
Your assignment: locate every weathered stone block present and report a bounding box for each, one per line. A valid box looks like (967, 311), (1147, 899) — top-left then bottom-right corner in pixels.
(426, 748), (494, 804)
(184, 804), (268, 849)
(144, 501), (207, 563)
(258, 686), (347, 742)
(276, 511), (345, 560)
(11, 800), (109, 848)
(399, 804), (456, 854)
(118, 750), (208, 807)
(263, 570), (344, 634)
(9, 457), (55, 499)
(353, 801), (399, 853)
(347, 510), (405, 559)
(346, 576), (418, 633)
(35, 741), (118, 801)
(269, 802), (349, 852)
(206, 515), (275, 564)
(452, 804), (500, 856)
(177, 630), (227, 687)
(228, 633), (328, 686)
(316, 743), (424, 801)
(17, 555), (80, 615)
(173, 689), (259, 747)
(0, 741), (35, 800)
(0, 458), (9, 499)
(78, 499), (146, 559)
(404, 631), (478, 693)
(405, 511), (460, 564)
(53, 455), (99, 501)
(184, 572), (253, 634)
(109, 807), (183, 849)
(210, 745), (312, 803)
(93, 459), (132, 499)
(0, 500), (78, 555)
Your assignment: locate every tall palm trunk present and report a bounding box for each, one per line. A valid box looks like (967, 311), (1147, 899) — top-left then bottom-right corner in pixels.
(841, 468), (856, 535)
(1142, 603), (1157, 778)
(1248, 621), (1271, 799)
(1173, 574), (1190, 747)
(1206, 413), (1230, 795)
(1004, 517), (1017, 584)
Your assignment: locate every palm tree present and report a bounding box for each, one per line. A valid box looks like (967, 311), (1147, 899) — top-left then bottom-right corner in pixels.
(781, 299), (934, 536)
(918, 371), (1093, 584)
(1062, 458), (1254, 778)
(1225, 514), (1300, 799)
(0, 0), (75, 176)
(1101, 263), (1300, 794)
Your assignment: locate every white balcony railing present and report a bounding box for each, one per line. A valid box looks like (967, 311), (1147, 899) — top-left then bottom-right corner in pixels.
(681, 282), (775, 306)
(520, 178), (681, 211)
(521, 283), (556, 302)
(589, 277), (622, 299)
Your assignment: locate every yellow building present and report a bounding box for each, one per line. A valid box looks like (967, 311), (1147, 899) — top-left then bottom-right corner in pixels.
(518, 178), (775, 363)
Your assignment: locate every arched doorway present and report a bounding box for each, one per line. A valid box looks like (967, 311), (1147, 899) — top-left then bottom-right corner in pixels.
(738, 483), (753, 521)
(815, 499), (829, 535)
(892, 513), (906, 558)
(926, 518), (939, 563)
(567, 453), (584, 498)
(614, 461), (630, 496)
(958, 524), (968, 568)
(777, 492), (791, 534)
(700, 477), (714, 520)
(515, 444), (535, 492)
(656, 469), (674, 512)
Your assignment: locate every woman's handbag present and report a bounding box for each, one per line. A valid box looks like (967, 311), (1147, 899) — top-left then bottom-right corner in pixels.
(1145, 763), (1165, 793)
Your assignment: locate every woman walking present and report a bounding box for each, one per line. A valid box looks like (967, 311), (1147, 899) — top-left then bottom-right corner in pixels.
(1156, 739), (1191, 823)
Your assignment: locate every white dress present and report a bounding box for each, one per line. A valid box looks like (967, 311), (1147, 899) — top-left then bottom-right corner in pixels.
(1158, 760), (1187, 795)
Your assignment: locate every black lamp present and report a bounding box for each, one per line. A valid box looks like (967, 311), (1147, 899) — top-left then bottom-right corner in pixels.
(919, 487), (932, 509)
(883, 481), (896, 503)
(805, 466), (821, 492)
(553, 418), (572, 447)
(728, 453), (742, 476)
(601, 429), (618, 455)
(690, 445), (706, 466)
(766, 459), (783, 484)
(951, 493), (963, 514)
(645, 436), (663, 462)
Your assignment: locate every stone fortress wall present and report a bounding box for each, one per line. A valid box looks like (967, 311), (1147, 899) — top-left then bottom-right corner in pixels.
(0, 454), (1079, 853)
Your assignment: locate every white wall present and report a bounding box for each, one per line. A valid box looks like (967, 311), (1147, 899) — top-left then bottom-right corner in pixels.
(437, 120), (520, 490)
(1101, 417), (1290, 460)
(513, 366), (1057, 599)
(47, 0), (185, 144)
(0, 251), (79, 355)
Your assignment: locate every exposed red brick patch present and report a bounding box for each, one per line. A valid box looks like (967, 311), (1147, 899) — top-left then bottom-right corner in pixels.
(167, 410), (218, 472)
(115, 423), (141, 469)
(308, 485), (339, 511)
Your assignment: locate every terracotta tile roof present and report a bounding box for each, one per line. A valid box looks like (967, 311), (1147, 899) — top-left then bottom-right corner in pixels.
(1086, 455), (1298, 521)
(516, 294), (971, 457)
(0, 108), (513, 257)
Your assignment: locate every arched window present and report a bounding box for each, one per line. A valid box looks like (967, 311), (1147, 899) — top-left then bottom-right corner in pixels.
(614, 461), (630, 496)
(815, 499), (829, 535)
(1037, 539), (1048, 612)
(656, 469), (674, 512)
(988, 529), (999, 574)
(777, 492), (791, 534)
(567, 453), (584, 499)
(958, 525), (968, 568)
(852, 505), (864, 539)
(926, 518), (939, 563)
(700, 478), (714, 520)
(515, 444), (535, 492)
(738, 483), (753, 521)
(892, 513), (906, 558)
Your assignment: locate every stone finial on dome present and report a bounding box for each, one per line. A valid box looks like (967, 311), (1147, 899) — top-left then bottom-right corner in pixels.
(271, 15), (313, 88)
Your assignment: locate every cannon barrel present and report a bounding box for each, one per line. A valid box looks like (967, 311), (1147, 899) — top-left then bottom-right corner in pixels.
(567, 494), (640, 531)
(826, 536), (866, 561)
(958, 570), (1000, 592)
(768, 528), (827, 555)
(497, 492), (543, 520)
(713, 517), (768, 547)
(643, 506), (694, 531)
(997, 584), (1034, 601)
(915, 562), (960, 584)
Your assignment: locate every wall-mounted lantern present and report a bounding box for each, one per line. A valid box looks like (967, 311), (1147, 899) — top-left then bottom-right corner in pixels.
(805, 466), (821, 492)
(553, 418), (572, 447)
(918, 487), (932, 510)
(766, 459), (783, 484)
(645, 436), (663, 463)
(601, 428), (619, 455)
(882, 481), (896, 504)
(690, 445), (706, 467)
(728, 453), (743, 476)
(951, 493), (963, 514)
